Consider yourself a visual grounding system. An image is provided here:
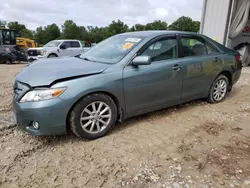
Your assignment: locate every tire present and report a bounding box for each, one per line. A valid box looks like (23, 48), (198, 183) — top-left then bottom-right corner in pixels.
(48, 54), (58, 58)
(69, 93), (117, 140)
(207, 75), (229, 103)
(6, 59), (12, 64)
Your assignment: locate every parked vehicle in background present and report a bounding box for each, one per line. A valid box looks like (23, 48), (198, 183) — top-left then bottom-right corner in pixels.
(16, 37), (38, 51)
(13, 31), (242, 140)
(27, 40), (83, 62)
(0, 28), (27, 63)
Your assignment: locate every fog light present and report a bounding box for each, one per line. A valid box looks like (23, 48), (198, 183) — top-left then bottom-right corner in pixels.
(32, 121), (39, 130)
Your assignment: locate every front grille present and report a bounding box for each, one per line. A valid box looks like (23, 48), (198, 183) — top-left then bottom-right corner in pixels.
(13, 81), (30, 101)
(28, 50), (38, 56)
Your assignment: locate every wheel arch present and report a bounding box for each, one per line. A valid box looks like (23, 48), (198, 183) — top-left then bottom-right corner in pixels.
(218, 70), (232, 91)
(66, 91), (123, 132)
(48, 53), (58, 57)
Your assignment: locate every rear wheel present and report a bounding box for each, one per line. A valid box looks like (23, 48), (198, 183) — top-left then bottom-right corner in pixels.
(69, 93), (117, 140)
(208, 75), (229, 103)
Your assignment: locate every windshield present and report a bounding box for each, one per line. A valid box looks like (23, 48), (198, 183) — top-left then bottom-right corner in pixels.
(45, 40), (61, 47)
(80, 35), (143, 64)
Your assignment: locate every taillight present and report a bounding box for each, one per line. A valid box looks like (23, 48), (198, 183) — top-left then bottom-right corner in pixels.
(236, 53), (242, 66)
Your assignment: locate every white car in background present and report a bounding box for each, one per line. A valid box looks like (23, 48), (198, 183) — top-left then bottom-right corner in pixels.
(27, 40), (84, 62)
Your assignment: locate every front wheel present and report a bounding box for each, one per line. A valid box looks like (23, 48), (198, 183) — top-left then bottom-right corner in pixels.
(208, 75), (229, 103)
(69, 93), (117, 140)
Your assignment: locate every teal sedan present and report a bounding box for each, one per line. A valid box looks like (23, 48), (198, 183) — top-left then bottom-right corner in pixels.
(13, 31), (242, 139)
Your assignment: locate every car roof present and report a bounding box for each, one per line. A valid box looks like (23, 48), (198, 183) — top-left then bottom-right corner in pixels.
(118, 30), (201, 38)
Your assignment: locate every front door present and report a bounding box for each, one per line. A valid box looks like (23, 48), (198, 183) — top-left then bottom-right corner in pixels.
(59, 41), (73, 57)
(123, 36), (183, 117)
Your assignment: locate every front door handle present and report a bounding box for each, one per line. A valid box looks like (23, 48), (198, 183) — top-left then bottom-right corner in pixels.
(172, 64), (182, 71)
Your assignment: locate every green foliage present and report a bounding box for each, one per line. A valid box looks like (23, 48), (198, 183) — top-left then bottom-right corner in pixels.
(107, 20), (129, 36)
(130, 21), (168, 31)
(168, 16), (200, 32)
(3, 16), (200, 45)
(145, 20), (168, 30)
(62, 20), (87, 40)
(7, 21), (34, 38)
(34, 24), (61, 44)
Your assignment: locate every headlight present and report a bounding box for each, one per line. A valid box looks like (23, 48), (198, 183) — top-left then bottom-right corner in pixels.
(20, 87), (66, 103)
(39, 50), (47, 56)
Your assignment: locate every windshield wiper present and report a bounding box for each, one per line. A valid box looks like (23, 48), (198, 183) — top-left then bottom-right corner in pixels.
(81, 57), (96, 62)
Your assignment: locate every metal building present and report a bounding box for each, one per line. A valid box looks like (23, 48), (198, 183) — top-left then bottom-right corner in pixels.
(200, 0), (250, 65)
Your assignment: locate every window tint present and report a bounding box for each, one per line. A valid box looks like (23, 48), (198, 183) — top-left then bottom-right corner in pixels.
(181, 37), (219, 57)
(71, 41), (80, 48)
(141, 38), (178, 62)
(61, 41), (71, 48)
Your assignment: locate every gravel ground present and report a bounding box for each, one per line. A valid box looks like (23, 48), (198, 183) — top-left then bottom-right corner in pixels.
(1, 64), (250, 188)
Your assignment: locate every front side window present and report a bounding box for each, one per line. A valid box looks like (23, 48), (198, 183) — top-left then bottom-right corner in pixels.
(141, 38), (178, 62)
(181, 36), (219, 57)
(61, 41), (71, 48)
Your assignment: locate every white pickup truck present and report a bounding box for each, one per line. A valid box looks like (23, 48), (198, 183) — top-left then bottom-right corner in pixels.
(27, 40), (84, 62)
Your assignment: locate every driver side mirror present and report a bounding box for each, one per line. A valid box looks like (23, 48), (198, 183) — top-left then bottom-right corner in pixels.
(132, 56), (151, 66)
(60, 44), (67, 50)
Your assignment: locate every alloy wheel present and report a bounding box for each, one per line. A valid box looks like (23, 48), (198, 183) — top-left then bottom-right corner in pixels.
(213, 79), (227, 101)
(80, 101), (112, 134)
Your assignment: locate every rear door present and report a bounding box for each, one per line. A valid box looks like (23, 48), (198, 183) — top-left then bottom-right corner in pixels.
(69, 41), (82, 56)
(178, 34), (222, 101)
(123, 35), (183, 117)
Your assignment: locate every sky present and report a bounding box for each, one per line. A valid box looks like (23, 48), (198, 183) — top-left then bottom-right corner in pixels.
(0, 0), (204, 30)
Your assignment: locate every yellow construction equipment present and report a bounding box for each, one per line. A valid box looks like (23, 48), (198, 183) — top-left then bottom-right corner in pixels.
(16, 37), (39, 50)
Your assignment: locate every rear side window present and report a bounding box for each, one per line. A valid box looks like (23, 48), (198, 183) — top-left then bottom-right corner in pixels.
(206, 42), (219, 54)
(181, 36), (219, 57)
(71, 41), (80, 48)
(141, 38), (178, 62)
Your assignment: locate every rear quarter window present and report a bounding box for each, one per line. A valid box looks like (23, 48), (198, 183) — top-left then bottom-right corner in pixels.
(71, 41), (81, 48)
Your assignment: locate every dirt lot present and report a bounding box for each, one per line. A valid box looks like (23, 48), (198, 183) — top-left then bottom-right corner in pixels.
(1, 64), (250, 188)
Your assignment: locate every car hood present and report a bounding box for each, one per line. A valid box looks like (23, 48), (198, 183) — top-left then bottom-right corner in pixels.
(16, 57), (110, 87)
(28, 47), (45, 51)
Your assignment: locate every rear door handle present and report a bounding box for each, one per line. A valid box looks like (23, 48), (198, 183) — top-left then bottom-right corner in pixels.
(172, 64), (182, 71)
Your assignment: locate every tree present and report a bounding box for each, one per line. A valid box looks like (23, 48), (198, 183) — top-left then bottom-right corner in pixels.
(168, 16), (200, 32)
(22, 28), (34, 38)
(107, 20), (129, 36)
(8, 21), (34, 38)
(61, 20), (87, 40)
(145, 20), (168, 30)
(34, 26), (47, 44)
(44, 24), (61, 42)
(34, 24), (61, 44)
(131, 24), (146, 31)
(130, 21), (168, 32)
